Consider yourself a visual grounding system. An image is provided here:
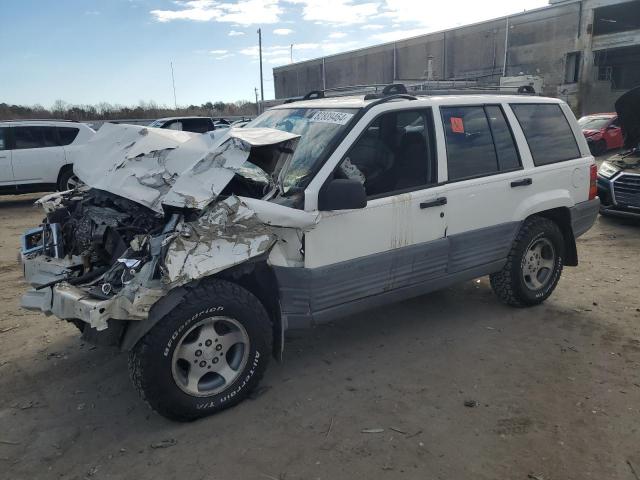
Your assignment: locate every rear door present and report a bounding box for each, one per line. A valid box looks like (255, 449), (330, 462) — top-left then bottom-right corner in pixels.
(0, 127), (13, 185)
(438, 104), (528, 274)
(10, 126), (66, 184)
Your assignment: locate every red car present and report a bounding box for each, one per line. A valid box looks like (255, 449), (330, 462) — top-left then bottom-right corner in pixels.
(578, 113), (624, 156)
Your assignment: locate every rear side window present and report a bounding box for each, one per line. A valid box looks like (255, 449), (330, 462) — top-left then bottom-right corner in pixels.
(441, 105), (521, 181)
(57, 127), (80, 146)
(13, 126), (58, 150)
(182, 118), (213, 133)
(510, 104), (581, 166)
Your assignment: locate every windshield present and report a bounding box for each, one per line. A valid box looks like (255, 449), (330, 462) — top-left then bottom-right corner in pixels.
(578, 116), (613, 130)
(249, 108), (357, 194)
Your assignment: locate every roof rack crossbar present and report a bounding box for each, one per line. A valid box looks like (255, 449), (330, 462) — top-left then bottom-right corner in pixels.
(281, 81), (537, 104)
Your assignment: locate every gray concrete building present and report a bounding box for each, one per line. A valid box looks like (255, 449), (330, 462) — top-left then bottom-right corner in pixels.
(272, 0), (640, 116)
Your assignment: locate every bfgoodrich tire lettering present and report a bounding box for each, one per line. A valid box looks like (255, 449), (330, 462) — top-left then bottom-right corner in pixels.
(490, 217), (564, 307)
(128, 279), (272, 421)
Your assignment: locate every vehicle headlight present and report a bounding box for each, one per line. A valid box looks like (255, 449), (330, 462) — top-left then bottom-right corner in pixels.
(598, 161), (620, 179)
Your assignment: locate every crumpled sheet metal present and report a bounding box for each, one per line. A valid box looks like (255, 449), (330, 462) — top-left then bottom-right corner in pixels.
(158, 128), (301, 211)
(73, 123), (300, 213)
(164, 196), (278, 286)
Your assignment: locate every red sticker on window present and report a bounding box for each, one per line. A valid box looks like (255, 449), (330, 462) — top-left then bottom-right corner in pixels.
(451, 117), (464, 133)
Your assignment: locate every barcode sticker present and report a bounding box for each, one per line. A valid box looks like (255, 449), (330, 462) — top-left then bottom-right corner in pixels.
(309, 111), (354, 125)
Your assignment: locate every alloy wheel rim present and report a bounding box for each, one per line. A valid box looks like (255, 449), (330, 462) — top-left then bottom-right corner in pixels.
(171, 316), (250, 397)
(522, 237), (556, 291)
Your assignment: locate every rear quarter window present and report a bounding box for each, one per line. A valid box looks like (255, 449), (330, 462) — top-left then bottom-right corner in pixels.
(57, 127), (80, 146)
(510, 104), (581, 166)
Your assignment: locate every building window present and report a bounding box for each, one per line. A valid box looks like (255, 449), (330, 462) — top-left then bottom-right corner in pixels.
(564, 52), (581, 84)
(597, 66), (613, 82)
(593, 2), (640, 37)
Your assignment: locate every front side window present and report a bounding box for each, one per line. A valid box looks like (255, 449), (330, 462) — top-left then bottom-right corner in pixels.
(336, 109), (436, 197)
(250, 108), (357, 194)
(13, 126), (58, 150)
(57, 127), (80, 146)
(511, 104), (581, 166)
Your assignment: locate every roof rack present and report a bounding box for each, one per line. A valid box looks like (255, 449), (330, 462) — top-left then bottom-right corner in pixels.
(284, 81), (537, 104)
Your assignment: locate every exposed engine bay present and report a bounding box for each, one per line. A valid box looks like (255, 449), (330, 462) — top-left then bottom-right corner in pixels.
(21, 124), (317, 332)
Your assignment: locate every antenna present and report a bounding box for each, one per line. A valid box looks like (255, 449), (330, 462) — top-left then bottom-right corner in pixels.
(170, 61), (177, 109)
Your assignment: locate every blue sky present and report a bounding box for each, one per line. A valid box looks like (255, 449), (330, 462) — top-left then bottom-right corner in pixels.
(1, 0), (548, 107)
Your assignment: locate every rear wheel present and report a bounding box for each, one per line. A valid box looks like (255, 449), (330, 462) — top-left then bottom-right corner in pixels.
(490, 217), (564, 307)
(128, 280), (272, 421)
(57, 168), (81, 191)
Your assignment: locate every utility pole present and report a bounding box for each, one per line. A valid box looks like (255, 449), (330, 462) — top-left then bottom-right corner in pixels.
(290, 43), (293, 63)
(257, 28), (264, 106)
(170, 61), (177, 109)
(254, 87), (260, 115)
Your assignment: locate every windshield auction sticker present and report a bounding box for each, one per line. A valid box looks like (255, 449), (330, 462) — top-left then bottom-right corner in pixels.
(309, 111), (354, 125)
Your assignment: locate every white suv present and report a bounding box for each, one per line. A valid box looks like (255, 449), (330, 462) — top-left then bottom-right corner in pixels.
(0, 120), (95, 193)
(20, 86), (599, 421)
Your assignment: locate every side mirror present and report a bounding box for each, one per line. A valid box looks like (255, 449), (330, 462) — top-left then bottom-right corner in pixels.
(318, 178), (367, 211)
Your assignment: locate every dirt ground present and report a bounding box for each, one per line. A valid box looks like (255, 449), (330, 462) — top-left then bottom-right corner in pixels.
(0, 192), (639, 480)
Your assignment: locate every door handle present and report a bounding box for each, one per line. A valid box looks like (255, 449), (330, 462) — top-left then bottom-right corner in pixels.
(511, 178), (532, 188)
(420, 197), (447, 209)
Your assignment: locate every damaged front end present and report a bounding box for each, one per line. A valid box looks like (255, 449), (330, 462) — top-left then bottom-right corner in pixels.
(21, 123), (316, 346)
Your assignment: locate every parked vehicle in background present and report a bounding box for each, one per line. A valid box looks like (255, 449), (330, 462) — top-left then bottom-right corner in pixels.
(20, 84), (599, 421)
(597, 87), (640, 218)
(578, 113), (624, 156)
(0, 120), (95, 193)
(149, 116), (215, 133)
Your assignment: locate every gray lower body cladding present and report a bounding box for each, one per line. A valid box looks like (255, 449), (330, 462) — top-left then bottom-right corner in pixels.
(275, 221), (521, 329)
(570, 198), (600, 238)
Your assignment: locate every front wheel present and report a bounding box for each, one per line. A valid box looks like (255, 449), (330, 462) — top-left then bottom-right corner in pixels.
(490, 217), (564, 307)
(128, 280), (272, 421)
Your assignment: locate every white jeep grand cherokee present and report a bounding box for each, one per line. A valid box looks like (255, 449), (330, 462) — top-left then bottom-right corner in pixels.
(20, 86), (599, 421)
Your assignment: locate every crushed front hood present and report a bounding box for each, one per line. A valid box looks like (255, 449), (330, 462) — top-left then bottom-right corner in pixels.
(615, 87), (640, 149)
(74, 123), (300, 213)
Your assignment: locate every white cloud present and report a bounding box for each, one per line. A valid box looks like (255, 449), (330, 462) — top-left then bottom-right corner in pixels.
(209, 49), (229, 55)
(214, 53), (235, 60)
(360, 24), (384, 30)
(285, 0), (380, 25)
(151, 0), (283, 26)
(228, 30), (245, 36)
(328, 32), (347, 39)
(274, 28), (294, 35)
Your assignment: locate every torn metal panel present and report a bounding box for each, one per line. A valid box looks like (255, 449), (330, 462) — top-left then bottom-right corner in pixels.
(73, 123), (226, 213)
(73, 123), (300, 213)
(162, 129), (300, 211)
(164, 196), (278, 286)
(239, 196), (320, 229)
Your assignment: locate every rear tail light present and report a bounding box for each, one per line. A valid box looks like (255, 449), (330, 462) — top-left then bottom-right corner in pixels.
(589, 163), (597, 200)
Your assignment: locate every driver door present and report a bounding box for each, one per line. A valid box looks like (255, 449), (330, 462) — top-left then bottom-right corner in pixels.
(303, 108), (448, 317)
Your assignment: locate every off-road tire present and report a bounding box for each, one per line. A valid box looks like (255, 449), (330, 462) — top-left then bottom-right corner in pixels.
(490, 217), (564, 307)
(128, 279), (272, 421)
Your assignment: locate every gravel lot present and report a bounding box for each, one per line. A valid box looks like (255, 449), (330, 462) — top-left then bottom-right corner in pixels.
(0, 192), (639, 480)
